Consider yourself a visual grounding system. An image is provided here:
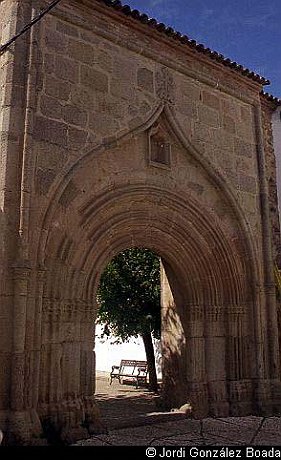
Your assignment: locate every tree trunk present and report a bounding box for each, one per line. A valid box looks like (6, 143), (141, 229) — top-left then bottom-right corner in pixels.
(142, 331), (158, 392)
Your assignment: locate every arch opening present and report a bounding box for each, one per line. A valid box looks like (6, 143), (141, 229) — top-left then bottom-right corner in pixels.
(26, 110), (266, 442)
(36, 181), (258, 442)
(95, 247), (162, 392)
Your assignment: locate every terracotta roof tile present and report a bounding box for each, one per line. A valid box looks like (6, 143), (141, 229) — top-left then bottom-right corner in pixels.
(96, 0), (270, 86)
(261, 92), (281, 107)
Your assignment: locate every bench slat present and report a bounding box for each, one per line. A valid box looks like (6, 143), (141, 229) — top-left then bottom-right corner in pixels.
(110, 359), (148, 388)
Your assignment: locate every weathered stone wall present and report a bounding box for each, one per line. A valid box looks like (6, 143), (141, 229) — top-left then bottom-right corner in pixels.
(0, 0), (27, 431)
(261, 99), (281, 266)
(1, 0), (281, 444)
(273, 106), (281, 225)
(33, 2), (262, 235)
(270, 104), (281, 390)
(0, 0), (4, 109)
(28, 0), (275, 430)
(0, 0), (48, 443)
(28, 1), (265, 287)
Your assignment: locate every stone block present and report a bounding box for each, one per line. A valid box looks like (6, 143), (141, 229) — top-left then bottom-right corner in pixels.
(43, 52), (55, 75)
(236, 120), (255, 143)
(211, 127), (235, 149)
(80, 30), (101, 45)
(97, 50), (113, 72)
(198, 104), (220, 128)
(56, 20), (79, 38)
(88, 111), (119, 136)
(70, 86), (96, 109)
(35, 168), (57, 195)
(40, 94), (63, 120)
(0, 352), (10, 408)
(42, 15), (55, 30)
(44, 28), (68, 53)
(222, 114), (236, 134)
(44, 75), (71, 101)
(193, 121), (211, 143)
(0, 106), (24, 136)
(177, 100), (197, 118)
(240, 105), (252, 124)
(240, 192), (258, 214)
(179, 79), (201, 101)
(238, 174), (257, 194)
(205, 337), (226, 380)
(111, 77), (135, 101)
(1, 60), (26, 86)
(137, 67), (154, 93)
(97, 93), (126, 119)
(235, 138), (255, 158)
(34, 116), (68, 147)
(221, 98), (240, 118)
(35, 70), (44, 94)
(55, 56), (79, 83)
(202, 90), (220, 111)
(1, 83), (25, 108)
(62, 104), (88, 128)
(68, 127), (88, 151)
(68, 39), (96, 65)
(36, 141), (67, 170)
(81, 65), (109, 93)
(236, 156), (254, 174)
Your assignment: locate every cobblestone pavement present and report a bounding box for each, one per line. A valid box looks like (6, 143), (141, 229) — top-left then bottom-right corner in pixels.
(73, 372), (281, 446)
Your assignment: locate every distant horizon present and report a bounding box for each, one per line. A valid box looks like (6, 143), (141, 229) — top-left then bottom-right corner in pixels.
(124, 0), (281, 99)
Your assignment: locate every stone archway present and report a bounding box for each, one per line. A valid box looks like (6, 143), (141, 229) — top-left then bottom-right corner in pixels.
(1, 0), (281, 445)
(19, 106), (272, 442)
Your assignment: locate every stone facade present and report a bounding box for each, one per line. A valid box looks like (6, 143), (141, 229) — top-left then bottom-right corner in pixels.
(272, 106), (281, 243)
(261, 99), (281, 266)
(0, 0), (281, 444)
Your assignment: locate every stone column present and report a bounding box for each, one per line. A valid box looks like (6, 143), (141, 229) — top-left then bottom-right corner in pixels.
(0, 0), (29, 442)
(11, 265), (30, 411)
(226, 308), (255, 416)
(205, 305), (229, 417)
(186, 304), (208, 418)
(254, 102), (281, 412)
(32, 268), (45, 414)
(80, 300), (102, 435)
(9, 263), (41, 442)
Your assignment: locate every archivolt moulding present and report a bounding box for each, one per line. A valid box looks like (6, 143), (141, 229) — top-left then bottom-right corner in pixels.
(37, 103), (259, 289)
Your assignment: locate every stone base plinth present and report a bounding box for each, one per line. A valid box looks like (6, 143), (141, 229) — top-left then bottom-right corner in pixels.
(253, 379), (281, 415)
(38, 395), (105, 445)
(1, 409), (46, 446)
(2, 395), (105, 445)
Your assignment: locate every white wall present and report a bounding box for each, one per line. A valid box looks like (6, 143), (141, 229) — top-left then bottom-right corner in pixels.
(94, 324), (162, 377)
(95, 324), (146, 372)
(272, 106), (281, 224)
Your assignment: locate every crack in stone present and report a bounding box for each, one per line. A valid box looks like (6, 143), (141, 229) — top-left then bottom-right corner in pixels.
(200, 420), (207, 445)
(87, 434), (113, 446)
(249, 417), (266, 445)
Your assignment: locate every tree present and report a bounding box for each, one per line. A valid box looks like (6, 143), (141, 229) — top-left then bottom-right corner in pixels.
(97, 248), (161, 392)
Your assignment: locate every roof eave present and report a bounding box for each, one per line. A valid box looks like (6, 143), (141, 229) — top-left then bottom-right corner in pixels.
(95, 0), (270, 86)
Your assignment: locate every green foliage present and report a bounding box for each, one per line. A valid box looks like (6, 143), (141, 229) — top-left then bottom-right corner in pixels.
(97, 248), (161, 342)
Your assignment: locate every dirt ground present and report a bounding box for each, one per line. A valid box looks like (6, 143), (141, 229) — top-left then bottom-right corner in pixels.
(95, 370), (176, 430)
(73, 373), (281, 446)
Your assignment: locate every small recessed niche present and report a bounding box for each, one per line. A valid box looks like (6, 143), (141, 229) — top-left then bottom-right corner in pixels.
(148, 123), (171, 169)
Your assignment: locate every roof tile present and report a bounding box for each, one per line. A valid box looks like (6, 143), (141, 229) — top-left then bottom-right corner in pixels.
(96, 0), (270, 86)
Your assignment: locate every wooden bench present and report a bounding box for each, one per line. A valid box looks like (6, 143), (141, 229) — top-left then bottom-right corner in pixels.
(110, 359), (148, 388)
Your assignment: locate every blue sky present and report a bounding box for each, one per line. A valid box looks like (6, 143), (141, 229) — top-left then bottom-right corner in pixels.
(125, 0), (281, 98)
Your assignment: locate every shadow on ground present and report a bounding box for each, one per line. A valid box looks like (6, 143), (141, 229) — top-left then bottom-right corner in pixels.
(95, 372), (186, 430)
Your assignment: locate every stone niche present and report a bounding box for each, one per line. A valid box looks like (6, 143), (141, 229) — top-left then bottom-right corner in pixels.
(148, 123), (172, 169)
